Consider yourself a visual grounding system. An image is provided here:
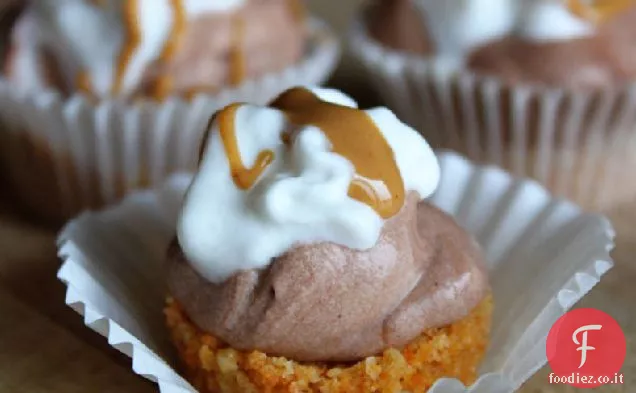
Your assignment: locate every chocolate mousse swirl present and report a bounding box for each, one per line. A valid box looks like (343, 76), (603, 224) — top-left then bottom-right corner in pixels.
(170, 87), (487, 362)
(167, 193), (489, 362)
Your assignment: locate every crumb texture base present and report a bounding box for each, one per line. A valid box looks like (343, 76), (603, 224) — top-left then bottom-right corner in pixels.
(165, 296), (492, 393)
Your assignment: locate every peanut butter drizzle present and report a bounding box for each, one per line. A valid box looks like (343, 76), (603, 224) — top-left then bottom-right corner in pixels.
(218, 103), (275, 189)
(229, 16), (246, 86)
(76, 71), (93, 96)
(185, 87), (200, 101)
(212, 88), (405, 219)
(112, 0), (141, 95)
(152, 0), (187, 100)
(567, 0), (634, 23)
(286, 0), (305, 22)
(272, 88), (405, 218)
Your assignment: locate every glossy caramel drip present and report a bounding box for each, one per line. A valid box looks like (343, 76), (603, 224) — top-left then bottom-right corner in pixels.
(271, 88), (404, 219)
(567, 0), (634, 23)
(218, 104), (275, 189)
(185, 87), (200, 101)
(76, 71), (93, 96)
(211, 89), (406, 218)
(229, 17), (246, 86)
(286, 0), (305, 22)
(112, 0), (141, 95)
(152, 0), (187, 100)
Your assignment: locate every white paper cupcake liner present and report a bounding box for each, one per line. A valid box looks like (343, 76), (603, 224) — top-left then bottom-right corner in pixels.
(56, 151), (614, 393)
(349, 18), (636, 212)
(0, 17), (340, 223)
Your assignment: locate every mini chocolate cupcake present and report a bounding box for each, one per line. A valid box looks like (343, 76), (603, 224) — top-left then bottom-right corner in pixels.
(351, 0), (636, 211)
(164, 86), (492, 392)
(0, 0), (339, 223)
(5, 0), (307, 98)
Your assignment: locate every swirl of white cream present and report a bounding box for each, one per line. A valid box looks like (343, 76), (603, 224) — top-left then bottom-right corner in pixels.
(177, 87), (441, 283)
(15, 0), (246, 96)
(412, 0), (518, 56)
(411, 0), (595, 58)
(516, 0), (594, 41)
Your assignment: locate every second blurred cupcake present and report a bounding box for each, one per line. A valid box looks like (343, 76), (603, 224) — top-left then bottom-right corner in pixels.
(351, 0), (636, 211)
(0, 0), (339, 223)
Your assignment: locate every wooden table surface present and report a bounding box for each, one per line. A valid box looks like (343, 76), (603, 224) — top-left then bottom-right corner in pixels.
(0, 184), (632, 393)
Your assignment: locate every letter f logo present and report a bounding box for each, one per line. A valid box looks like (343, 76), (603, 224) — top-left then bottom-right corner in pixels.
(572, 324), (603, 368)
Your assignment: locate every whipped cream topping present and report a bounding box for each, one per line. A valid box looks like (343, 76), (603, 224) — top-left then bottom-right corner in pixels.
(12, 0), (246, 97)
(412, 0), (517, 56)
(177, 87), (440, 283)
(516, 0), (594, 41)
(412, 0), (595, 58)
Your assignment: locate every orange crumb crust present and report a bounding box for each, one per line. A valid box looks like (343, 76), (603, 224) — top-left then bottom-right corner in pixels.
(164, 295), (492, 393)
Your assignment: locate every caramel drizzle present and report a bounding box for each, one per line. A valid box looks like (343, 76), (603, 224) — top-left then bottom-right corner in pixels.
(218, 103), (275, 189)
(213, 88), (405, 219)
(76, 70), (94, 96)
(79, 0), (187, 97)
(566, 0), (634, 23)
(112, 0), (141, 95)
(185, 87), (200, 101)
(152, 0), (186, 100)
(286, 0), (305, 22)
(229, 16), (246, 86)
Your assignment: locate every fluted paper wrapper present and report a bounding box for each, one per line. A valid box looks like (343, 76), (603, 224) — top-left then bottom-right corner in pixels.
(350, 19), (636, 212)
(56, 152), (614, 393)
(0, 18), (340, 223)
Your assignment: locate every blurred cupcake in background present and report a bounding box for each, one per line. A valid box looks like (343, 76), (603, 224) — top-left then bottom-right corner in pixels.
(350, 0), (636, 211)
(0, 0), (339, 223)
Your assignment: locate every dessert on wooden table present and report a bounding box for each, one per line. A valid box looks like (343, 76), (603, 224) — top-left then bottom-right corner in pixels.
(165, 86), (492, 392)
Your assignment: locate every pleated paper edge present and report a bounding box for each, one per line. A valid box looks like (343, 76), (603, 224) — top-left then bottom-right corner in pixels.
(57, 207), (196, 393)
(432, 151), (616, 391)
(55, 151), (615, 393)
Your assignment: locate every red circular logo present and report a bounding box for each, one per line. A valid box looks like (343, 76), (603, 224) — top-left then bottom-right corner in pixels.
(546, 308), (626, 388)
